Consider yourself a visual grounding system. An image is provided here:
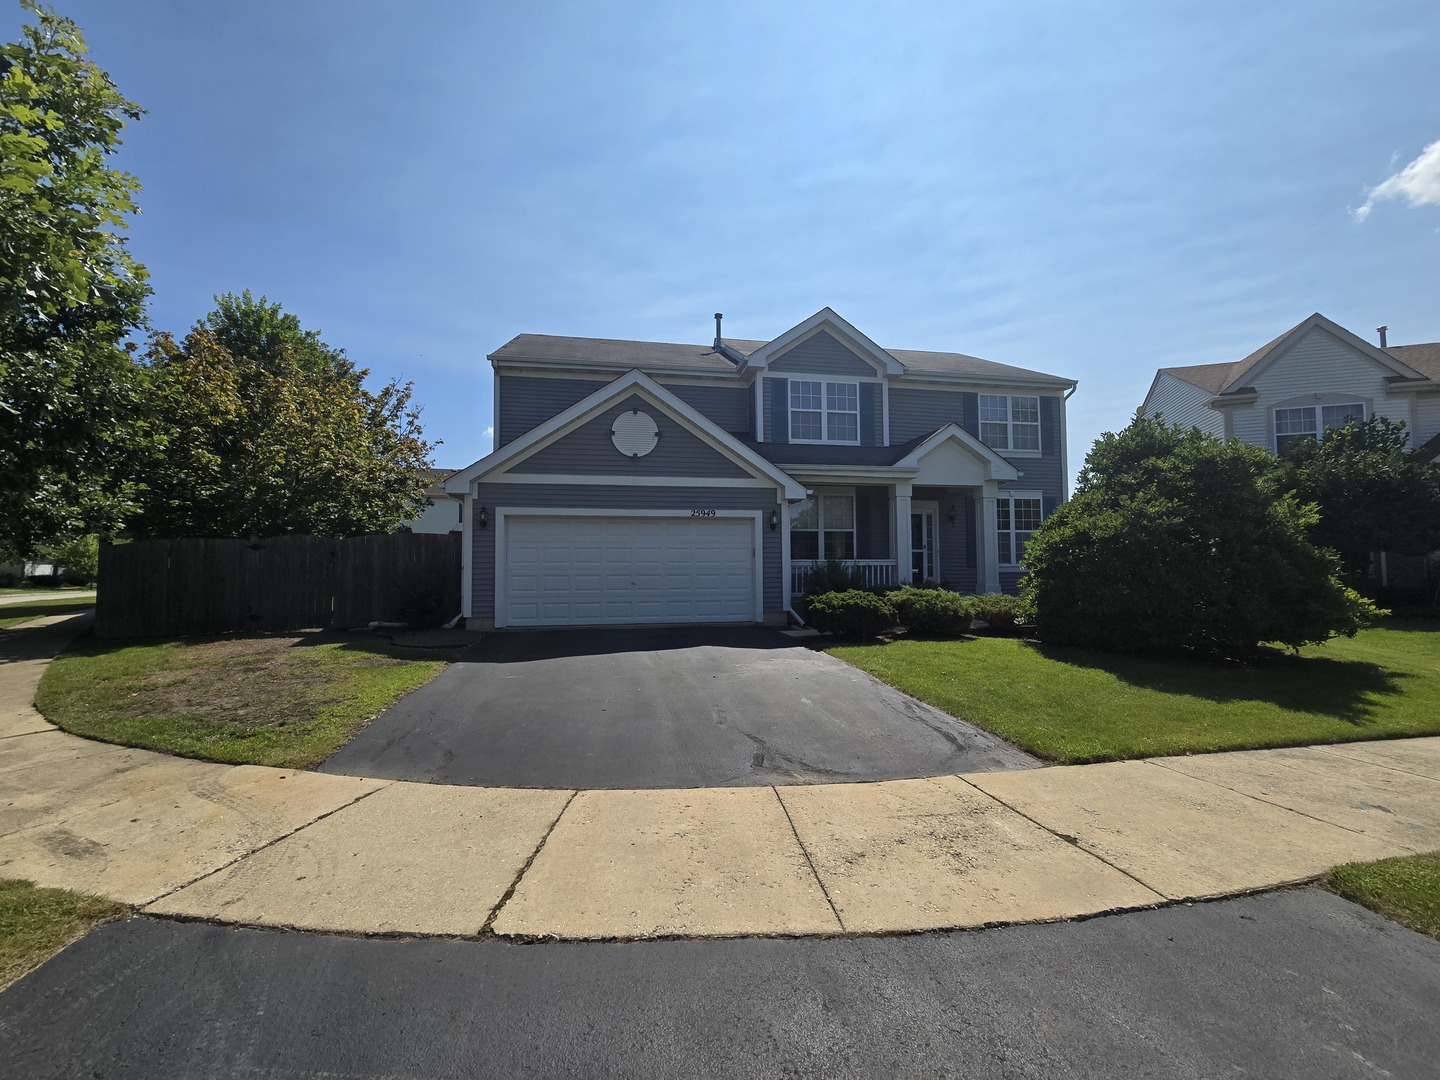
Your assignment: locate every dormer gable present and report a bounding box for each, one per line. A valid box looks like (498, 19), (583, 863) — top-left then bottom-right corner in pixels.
(741, 308), (905, 377)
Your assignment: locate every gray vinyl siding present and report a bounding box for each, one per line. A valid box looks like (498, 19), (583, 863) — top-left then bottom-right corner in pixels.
(762, 376), (883, 446)
(664, 382), (752, 435)
(1143, 374), (1222, 436)
(497, 376), (607, 446)
(514, 394), (750, 478)
(855, 486), (891, 560)
(499, 374), (752, 446)
(470, 484), (784, 620)
(768, 329), (879, 377)
(888, 387), (973, 442)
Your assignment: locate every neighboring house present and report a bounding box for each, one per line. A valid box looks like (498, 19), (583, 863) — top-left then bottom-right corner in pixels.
(1141, 312), (1440, 585)
(401, 468), (462, 534)
(1142, 312), (1440, 457)
(445, 308), (1075, 629)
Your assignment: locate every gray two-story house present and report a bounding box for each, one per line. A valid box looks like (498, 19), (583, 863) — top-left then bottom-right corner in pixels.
(446, 308), (1075, 629)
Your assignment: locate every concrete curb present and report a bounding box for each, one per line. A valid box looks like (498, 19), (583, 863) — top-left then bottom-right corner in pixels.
(2, 615), (1437, 942)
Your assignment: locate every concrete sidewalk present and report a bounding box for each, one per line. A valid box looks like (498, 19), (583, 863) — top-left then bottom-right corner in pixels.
(2, 613), (1437, 941)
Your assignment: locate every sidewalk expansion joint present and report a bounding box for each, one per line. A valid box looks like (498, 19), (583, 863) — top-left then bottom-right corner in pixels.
(0, 728), (57, 741)
(138, 781), (395, 908)
(953, 775), (1169, 903)
(1306, 741), (1440, 783)
(1142, 759), (1402, 844)
(479, 788), (578, 936)
(771, 786), (845, 932)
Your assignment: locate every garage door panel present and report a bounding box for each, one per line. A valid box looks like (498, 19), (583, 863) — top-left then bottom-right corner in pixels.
(504, 515), (757, 627)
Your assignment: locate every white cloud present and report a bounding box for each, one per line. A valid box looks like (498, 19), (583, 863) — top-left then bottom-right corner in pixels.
(483, 425), (494, 441)
(1354, 139), (1440, 222)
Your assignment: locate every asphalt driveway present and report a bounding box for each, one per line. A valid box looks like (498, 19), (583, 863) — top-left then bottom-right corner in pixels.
(320, 626), (1037, 788)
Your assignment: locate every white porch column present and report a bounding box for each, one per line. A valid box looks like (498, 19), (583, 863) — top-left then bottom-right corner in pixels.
(979, 480), (1001, 594)
(894, 481), (913, 585)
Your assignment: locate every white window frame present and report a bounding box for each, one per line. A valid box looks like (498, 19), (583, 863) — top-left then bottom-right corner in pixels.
(789, 489), (857, 562)
(996, 491), (1043, 568)
(789, 379), (861, 445)
(978, 394), (1042, 454)
(1273, 401), (1365, 455)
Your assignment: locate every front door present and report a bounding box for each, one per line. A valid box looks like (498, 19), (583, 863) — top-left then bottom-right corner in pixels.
(910, 505), (937, 584)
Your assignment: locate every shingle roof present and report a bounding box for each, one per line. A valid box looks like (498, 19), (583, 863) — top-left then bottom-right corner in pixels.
(740, 433), (933, 467)
(1156, 362), (1242, 395)
(491, 332), (1071, 384)
(1386, 342), (1440, 380)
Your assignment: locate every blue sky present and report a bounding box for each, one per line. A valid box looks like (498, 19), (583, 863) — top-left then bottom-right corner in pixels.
(14, 0), (1440, 474)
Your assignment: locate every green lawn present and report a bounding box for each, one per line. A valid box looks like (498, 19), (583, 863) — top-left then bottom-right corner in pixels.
(0, 597), (95, 630)
(36, 631), (450, 769)
(1329, 853), (1440, 942)
(827, 619), (1440, 763)
(0, 879), (127, 990)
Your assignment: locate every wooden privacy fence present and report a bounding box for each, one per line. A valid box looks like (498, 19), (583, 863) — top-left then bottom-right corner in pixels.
(96, 533), (462, 639)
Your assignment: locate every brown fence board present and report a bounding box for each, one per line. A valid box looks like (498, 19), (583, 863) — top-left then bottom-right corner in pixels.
(96, 533), (461, 639)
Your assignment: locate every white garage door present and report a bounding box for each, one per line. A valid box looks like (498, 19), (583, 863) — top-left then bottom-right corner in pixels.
(502, 515), (758, 627)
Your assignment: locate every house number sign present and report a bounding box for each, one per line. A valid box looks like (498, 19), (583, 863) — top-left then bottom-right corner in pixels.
(690, 509), (717, 517)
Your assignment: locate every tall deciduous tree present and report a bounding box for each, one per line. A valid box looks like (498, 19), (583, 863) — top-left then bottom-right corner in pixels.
(0, 2), (150, 553)
(1273, 416), (1440, 582)
(132, 297), (436, 538)
(1020, 414), (1376, 655)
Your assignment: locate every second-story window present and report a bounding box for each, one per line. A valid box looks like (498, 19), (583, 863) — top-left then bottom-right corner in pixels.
(791, 380), (860, 443)
(979, 394), (1041, 451)
(1274, 403), (1365, 455)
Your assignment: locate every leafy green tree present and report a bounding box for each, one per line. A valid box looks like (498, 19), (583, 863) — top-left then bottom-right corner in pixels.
(40, 532), (97, 582)
(1020, 414), (1377, 655)
(132, 298), (436, 538)
(0, 2), (150, 554)
(1272, 416), (1440, 582)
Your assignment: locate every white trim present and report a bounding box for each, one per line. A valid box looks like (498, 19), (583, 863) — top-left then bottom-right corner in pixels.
(1061, 385), (1074, 501)
(753, 377), (764, 443)
(742, 308), (906, 376)
(780, 500), (793, 620)
(892, 424), (1020, 482)
(492, 369), (500, 449)
(446, 369), (806, 500)
(460, 478), (474, 619)
(910, 499), (939, 583)
(1228, 316), (1428, 392)
(1271, 398), (1367, 455)
(787, 377), (863, 446)
(493, 508), (765, 628)
(490, 358), (743, 382)
(979, 481), (1000, 593)
(493, 363), (749, 389)
(487, 474), (776, 488)
(894, 492), (913, 585)
(978, 392), (1043, 455)
(891, 373), (1076, 392)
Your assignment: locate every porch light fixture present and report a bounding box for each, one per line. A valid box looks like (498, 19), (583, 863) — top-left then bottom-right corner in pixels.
(478, 506), (488, 529)
(947, 504), (957, 524)
(768, 510), (779, 531)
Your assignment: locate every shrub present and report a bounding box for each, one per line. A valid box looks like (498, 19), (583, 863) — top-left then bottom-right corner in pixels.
(1021, 414), (1382, 655)
(806, 590), (896, 638)
(800, 559), (868, 597)
(970, 593), (1025, 634)
(386, 567), (456, 629)
(889, 586), (973, 636)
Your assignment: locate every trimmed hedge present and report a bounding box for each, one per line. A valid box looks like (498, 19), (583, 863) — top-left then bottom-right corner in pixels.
(806, 590), (896, 638)
(971, 593), (1025, 635)
(889, 586), (973, 637)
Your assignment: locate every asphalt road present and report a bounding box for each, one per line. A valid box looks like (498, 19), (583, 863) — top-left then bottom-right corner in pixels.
(321, 626), (1037, 788)
(2, 889), (1436, 1079)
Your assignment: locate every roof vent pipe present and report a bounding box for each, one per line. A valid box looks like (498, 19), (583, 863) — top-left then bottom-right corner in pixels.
(1377, 325), (1389, 348)
(713, 312), (723, 348)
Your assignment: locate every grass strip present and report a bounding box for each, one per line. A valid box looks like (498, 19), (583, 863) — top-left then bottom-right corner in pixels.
(1328, 852), (1440, 941)
(0, 597), (94, 630)
(826, 619), (1440, 763)
(0, 879), (127, 990)
(36, 631), (450, 769)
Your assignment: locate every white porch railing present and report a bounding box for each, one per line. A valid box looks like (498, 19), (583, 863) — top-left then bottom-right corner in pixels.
(790, 560), (898, 598)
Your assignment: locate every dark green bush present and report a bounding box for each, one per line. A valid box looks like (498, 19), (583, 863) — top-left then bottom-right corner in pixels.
(1021, 415), (1382, 655)
(889, 586), (973, 636)
(806, 589), (896, 638)
(800, 559), (868, 597)
(970, 593), (1024, 635)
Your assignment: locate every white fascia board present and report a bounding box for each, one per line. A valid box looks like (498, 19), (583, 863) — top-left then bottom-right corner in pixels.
(893, 423), (1021, 482)
(491, 357), (742, 381)
(782, 466), (920, 482)
(1239, 315), (1428, 389)
(447, 369), (806, 499)
(890, 373), (1077, 392)
(743, 308), (906, 376)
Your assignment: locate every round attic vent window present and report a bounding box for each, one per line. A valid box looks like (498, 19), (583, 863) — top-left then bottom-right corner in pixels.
(611, 409), (660, 458)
